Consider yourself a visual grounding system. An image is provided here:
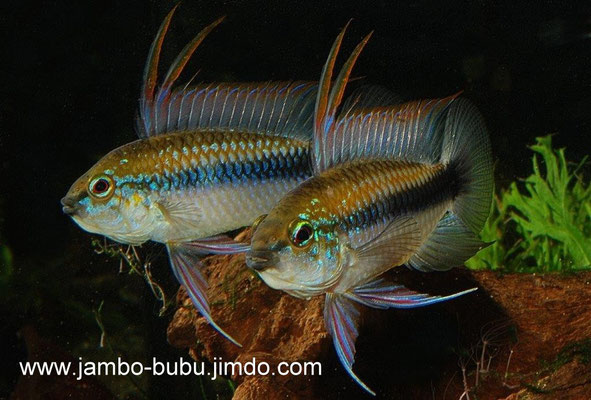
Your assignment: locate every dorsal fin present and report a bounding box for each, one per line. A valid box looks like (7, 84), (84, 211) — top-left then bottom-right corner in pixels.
(138, 8), (225, 136)
(340, 84), (401, 112)
(152, 16), (225, 129)
(326, 94), (460, 167)
(140, 5), (178, 129)
(313, 22), (373, 173)
(312, 24), (462, 172)
(137, 8), (317, 140)
(150, 81), (318, 140)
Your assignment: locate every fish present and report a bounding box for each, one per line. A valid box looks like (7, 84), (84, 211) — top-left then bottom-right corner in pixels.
(246, 23), (493, 394)
(61, 7), (399, 346)
(61, 6), (319, 346)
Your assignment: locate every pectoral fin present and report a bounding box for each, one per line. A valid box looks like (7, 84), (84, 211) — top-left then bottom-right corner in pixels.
(156, 200), (202, 233)
(167, 243), (241, 346)
(353, 216), (422, 281)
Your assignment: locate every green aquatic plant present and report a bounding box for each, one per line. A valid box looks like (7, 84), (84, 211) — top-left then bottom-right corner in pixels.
(467, 135), (591, 272)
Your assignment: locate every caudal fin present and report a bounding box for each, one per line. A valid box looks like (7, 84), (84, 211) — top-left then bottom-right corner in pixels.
(440, 99), (493, 235)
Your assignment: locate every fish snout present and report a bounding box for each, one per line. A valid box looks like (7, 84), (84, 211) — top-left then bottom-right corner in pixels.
(61, 196), (78, 216)
(246, 250), (279, 271)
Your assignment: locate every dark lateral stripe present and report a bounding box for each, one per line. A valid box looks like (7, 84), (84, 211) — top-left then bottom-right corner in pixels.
(145, 146), (311, 190)
(341, 163), (462, 231)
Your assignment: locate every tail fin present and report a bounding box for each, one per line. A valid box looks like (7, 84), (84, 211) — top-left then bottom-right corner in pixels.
(441, 99), (493, 235)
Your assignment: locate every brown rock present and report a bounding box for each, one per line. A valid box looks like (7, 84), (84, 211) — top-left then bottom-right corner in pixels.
(167, 247), (591, 399)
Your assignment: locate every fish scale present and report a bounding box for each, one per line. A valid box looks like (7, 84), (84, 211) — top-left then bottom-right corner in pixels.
(94, 130), (310, 241)
(289, 160), (451, 230)
(111, 131), (307, 179)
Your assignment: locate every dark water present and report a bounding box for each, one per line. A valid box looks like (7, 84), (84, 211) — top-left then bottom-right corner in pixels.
(2, 0), (590, 398)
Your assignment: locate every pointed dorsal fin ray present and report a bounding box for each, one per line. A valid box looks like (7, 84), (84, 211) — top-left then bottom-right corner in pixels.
(137, 9), (317, 140)
(139, 8), (225, 136)
(340, 84), (401, 112)
(153, 16), (226, 122)
(159, 16), (225, 97)
(313, 22), (373, 173)
(312, 24), (463, 172)
(140, 5), (179, 136)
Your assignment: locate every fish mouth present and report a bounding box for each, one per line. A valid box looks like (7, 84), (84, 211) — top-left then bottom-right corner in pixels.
(245, 250), (279, 271)
(60, 196), (78, 216)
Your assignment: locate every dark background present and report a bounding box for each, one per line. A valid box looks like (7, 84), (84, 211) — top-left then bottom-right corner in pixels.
(1, 0), (590, 398)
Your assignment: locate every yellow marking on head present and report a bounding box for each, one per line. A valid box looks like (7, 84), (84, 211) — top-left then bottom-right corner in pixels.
(131, 193), (144, 205)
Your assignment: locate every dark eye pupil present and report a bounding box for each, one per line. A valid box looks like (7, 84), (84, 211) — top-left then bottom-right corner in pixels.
(295, 226), (311, 243)
(94, 179), (109, 193)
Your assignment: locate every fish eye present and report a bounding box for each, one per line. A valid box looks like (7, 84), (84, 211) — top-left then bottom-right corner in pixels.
(88, 175), (114, 199)
(289, 220), (314, 248)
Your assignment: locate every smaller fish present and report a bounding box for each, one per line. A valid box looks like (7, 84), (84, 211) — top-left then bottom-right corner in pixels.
(246, 23), (492, 394)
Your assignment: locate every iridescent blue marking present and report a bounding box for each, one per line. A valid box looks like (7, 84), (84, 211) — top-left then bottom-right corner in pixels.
(173, 173), (181, 188)
(161, 176), (170, 191)
(205, 165), (215, 182)
(234, 162), (243, 176)
(215, 164), (225, 182)
(115, 142), (310, 196)
(310, 245), (318, 256)
(197, 166), (206, 183)
(179, 170), (188, 186)
(225, 163), (233, 178)
(188, 169), (197, 185)
(120, 185), (135, 197)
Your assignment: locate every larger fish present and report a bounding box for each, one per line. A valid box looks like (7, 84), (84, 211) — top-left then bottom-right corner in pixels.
(60, 7), (320, 346)
(246, 24), (493, 394)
